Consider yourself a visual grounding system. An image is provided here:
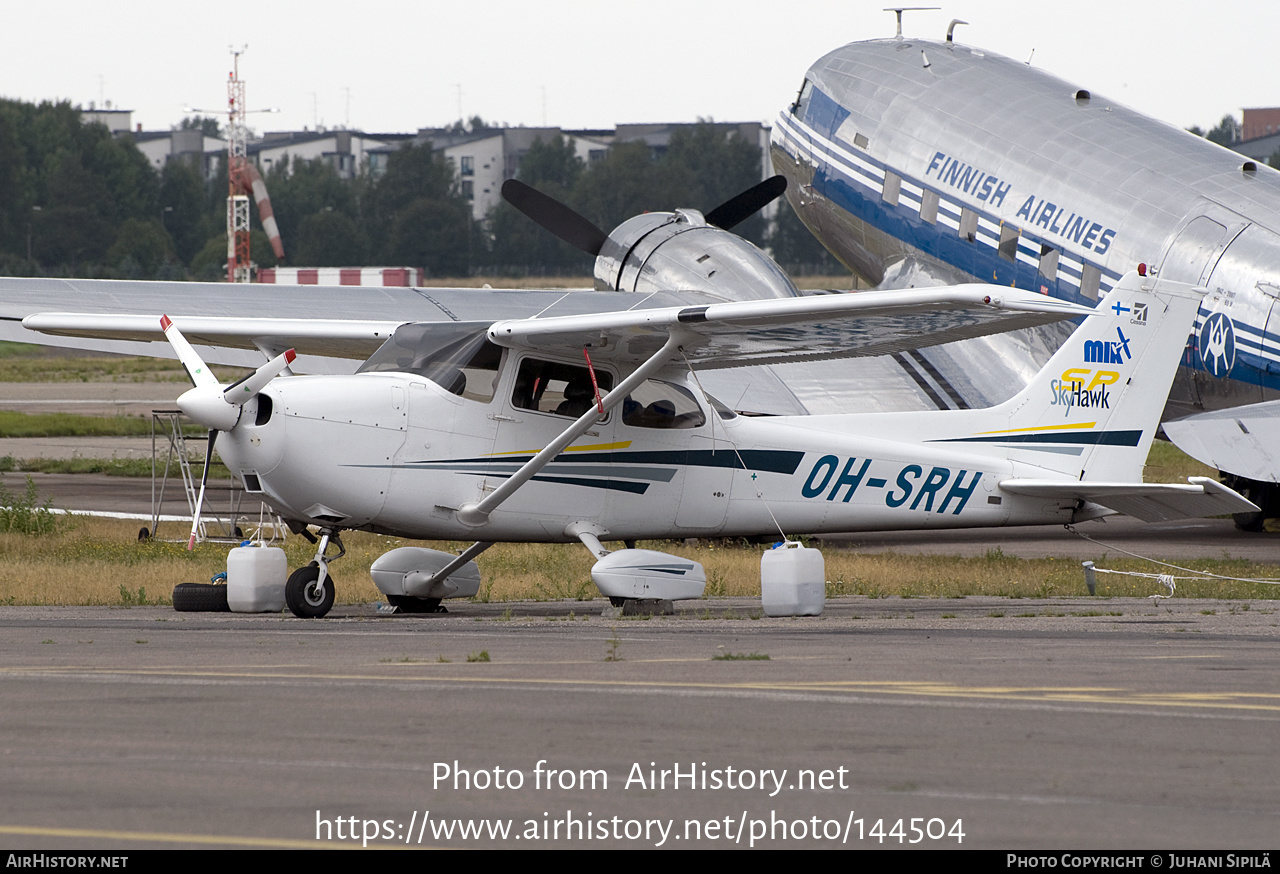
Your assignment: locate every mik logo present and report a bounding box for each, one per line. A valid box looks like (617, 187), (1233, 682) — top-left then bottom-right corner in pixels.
(1083, 327), (1132, 365)
(800, 456), (981, 515)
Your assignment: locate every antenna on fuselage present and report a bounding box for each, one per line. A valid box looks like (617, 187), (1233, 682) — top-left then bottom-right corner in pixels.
(884, 7), (940, 40)
(946, 19), (968, 43)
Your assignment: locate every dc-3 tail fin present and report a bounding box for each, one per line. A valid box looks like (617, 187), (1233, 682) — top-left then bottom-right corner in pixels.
(966, 271), (1204, 483)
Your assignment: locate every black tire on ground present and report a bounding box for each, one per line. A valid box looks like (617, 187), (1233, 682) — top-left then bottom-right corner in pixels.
(1224, 475), (1276, 532)
(386, 595), (444, 614)
(172, 582), (230, 612)
(285, 565), (335, 618)
(138, 527), (150, 542)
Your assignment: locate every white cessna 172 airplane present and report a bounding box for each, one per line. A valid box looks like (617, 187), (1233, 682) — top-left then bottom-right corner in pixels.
(23, 269), (1254, 617)
(771, 11), (1280, 527)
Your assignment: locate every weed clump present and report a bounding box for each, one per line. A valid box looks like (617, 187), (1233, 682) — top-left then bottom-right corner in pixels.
(0, 476), (58, 535)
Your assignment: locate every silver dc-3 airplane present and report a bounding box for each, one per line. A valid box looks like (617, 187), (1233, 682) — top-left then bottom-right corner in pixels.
(34, 269), (1250, 617)
(771, 10), (1280, 527)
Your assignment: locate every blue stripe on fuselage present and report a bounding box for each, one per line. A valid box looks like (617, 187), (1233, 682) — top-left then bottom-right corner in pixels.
(777, 103), (1280, 392)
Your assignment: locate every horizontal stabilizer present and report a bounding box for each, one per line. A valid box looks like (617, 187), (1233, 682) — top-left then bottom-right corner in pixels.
(999, 476), (1258, 523)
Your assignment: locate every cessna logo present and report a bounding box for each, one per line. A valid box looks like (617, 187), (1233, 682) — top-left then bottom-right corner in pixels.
(1083, 328), (1132, 365)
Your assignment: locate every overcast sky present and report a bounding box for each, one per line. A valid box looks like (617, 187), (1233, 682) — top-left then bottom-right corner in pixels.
(3, 2), (1275, 136)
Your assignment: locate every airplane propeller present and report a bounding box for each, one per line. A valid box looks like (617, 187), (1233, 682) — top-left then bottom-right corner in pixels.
(160, 315), (294, 549)
(704, 175), (788, 231)
(500, 174), (789, 254)
(501, 179), (608, 256)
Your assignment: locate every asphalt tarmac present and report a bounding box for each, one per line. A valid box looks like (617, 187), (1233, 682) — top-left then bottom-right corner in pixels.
(3, 387), (1279, 850)
(1, 598), (1277, 850)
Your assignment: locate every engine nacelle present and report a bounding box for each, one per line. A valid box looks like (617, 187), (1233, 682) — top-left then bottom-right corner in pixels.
(370, 547), (482, 600)
(594, 210), (799, 302)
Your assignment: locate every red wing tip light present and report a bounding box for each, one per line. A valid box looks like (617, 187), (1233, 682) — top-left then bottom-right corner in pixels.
(160, 315), (172, 331)
(285, 349), (297, 364)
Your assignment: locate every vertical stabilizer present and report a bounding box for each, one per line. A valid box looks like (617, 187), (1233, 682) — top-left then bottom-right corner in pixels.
(940, 271), (1207, 481)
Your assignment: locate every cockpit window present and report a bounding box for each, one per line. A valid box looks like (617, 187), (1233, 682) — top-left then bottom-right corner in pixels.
(792, 79), (814, 119)
(357, 323), (503, 403)
(512, 358), (614, 418)
(622, 380), (707, 430)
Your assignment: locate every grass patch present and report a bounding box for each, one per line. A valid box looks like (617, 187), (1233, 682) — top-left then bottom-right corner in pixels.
(0, 518), (1277, 606)
(712, 651), (770, 661)
(466, 650), (490, 663)
(604, 629), (622, 662)
(0, 351), (248, 384)
(0, 411), (204, 439)
(1144, 439), (1218, 483)
(0, 475), (58, 535)
(7, 456), (233, 479)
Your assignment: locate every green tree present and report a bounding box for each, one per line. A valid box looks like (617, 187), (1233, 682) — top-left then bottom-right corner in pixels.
(485, 134), (591, 274)
(296, 210), (364, 266)
(366, 141), (474, 271)
(180, 115), (222, 138)
(768, 202), (844, 276)
(386, 198), (472, 276)
(263, 155), (357, 260)
(159, 159), (208, 265)
(1191, 114), (1242, 146)
(567, 140), (658, 232)
(659, 122), (769, 244)
(107, 218), (174, 277)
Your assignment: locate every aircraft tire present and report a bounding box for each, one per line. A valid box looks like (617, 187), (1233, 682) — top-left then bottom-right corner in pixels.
(386, 595), (445, 614)
(286, 565), (335, 618)
(1224, 475), (1277, 532)
(172, 582), (230, 612)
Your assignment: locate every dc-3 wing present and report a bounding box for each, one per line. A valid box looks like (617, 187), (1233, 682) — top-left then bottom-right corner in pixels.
(484, 284), (1094, 367)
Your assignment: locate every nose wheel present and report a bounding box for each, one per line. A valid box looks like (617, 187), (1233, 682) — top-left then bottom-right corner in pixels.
(286, 529), (344, 618)
(286, 564), (334, 618)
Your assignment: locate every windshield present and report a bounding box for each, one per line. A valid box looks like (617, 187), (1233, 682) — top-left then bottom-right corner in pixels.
(358, 323), (503, 403)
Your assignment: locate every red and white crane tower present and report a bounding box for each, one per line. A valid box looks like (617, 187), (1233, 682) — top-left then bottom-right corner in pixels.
(225, 48), (283, 282)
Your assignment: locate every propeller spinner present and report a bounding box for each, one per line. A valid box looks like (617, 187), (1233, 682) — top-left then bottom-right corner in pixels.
(160, 315), (294, 548)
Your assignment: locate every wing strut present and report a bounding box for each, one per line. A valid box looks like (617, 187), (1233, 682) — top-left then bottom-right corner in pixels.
(456, 332), (685, 527)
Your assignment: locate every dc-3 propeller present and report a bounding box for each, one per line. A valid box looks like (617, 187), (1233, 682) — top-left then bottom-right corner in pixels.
(160, 315), (295, 550)
(501, 175), (788, 256)
(500, 176), (796, 300)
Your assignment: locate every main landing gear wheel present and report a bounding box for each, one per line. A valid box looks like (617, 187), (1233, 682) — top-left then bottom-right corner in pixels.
(1223, 475), (1279, 532)
(386, 595), (445, 614)
(286, 564), (335, 618)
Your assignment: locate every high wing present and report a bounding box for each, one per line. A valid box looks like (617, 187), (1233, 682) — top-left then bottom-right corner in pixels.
(486, 285), (1092, 368)
(0, 276), (717, 371)
(22, 313), (403, 362)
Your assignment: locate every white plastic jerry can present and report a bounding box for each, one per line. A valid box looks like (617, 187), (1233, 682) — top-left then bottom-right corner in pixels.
(227, 543), (288, 613)
(760, 540), (825, 617)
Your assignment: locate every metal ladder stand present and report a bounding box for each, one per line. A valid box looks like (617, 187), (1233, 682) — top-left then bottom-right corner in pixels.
(149, 410), (247, 544)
